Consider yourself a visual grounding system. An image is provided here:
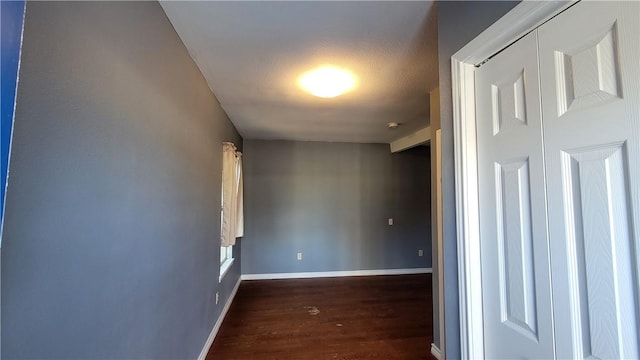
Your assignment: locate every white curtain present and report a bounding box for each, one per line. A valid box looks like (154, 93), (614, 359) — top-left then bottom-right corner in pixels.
(221, 142), (243, 247)
(235, 151), (244, 237)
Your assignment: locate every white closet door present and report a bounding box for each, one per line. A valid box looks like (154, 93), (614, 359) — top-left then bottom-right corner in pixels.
(539, 1), (640, 359)
(475, 31), (555, 359)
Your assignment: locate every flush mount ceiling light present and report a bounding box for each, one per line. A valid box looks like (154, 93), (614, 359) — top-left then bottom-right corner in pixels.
(298, 66), (357, 98)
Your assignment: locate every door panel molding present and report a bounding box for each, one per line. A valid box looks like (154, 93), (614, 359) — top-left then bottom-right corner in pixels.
(560, 143), (638, 359)
(554, 22), (622, 117)
(495, 159), (538, 340)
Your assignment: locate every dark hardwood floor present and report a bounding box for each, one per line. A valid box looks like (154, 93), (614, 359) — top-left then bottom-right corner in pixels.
(207, 274), (435, 360)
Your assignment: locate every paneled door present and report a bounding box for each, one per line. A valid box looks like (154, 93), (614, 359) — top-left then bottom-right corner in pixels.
(475, 31), (556, 359)
(475, 1), (639, 358)
(539, 2), (640, 359)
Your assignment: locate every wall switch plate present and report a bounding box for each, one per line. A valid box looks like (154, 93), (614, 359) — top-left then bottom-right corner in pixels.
(297, 252), (303, 260)
(388, 218), (393, 226)
(418, 249), (423, 257)
(215, 292), (219, 305)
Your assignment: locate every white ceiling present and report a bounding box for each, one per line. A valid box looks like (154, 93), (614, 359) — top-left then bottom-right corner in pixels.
(161, 1), (438, 144)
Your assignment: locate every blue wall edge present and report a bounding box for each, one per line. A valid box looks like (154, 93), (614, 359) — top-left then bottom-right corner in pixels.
(0, 0), (26, 242)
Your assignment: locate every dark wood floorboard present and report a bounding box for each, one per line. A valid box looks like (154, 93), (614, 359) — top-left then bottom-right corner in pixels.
(207, 274), (435, 360)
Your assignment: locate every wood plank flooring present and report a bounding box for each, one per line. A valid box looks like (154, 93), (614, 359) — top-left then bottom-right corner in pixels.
(207, 274), (435, 360)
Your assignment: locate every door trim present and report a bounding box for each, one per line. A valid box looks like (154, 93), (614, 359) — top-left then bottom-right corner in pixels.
(451, 2), (575, 359)
(435, 128), (445, 359)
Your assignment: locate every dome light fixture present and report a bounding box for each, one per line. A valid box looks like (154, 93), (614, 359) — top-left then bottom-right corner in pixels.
(298, 65), (357, 98)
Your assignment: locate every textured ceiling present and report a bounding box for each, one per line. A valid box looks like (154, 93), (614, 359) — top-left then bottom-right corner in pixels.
(161, 1), (438, 143)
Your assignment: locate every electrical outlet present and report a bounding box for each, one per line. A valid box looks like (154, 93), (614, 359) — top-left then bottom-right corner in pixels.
(418, 249), (424, 257)
(215, 292), (219, 305)
(297, 252), (303, 261)
(388, 218), (393, 226)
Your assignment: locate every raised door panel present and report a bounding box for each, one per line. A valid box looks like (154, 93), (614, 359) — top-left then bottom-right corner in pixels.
(475, 31), (555, 359)
(539, 2), (640, 359)
(560, 144), (637, 359)
(554, 23), (622, 117)
(495, 159), (537, 339)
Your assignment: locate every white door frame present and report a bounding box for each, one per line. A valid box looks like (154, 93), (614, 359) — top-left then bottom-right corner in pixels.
(451, 2), (576, 359)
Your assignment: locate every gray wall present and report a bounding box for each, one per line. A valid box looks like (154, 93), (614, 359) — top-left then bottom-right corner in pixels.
(1, 2), (241, 359)
(242, 140), (431, 275)
(436, 1), (520, 358)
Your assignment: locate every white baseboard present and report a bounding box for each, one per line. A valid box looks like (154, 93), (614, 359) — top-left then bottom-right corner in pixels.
(241, 267), (432, 281)
(198, 277), (241, 360)
(431, 343), (442, 360)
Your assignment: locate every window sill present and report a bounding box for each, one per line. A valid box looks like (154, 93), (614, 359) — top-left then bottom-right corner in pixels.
(219, 258), (235, 283)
